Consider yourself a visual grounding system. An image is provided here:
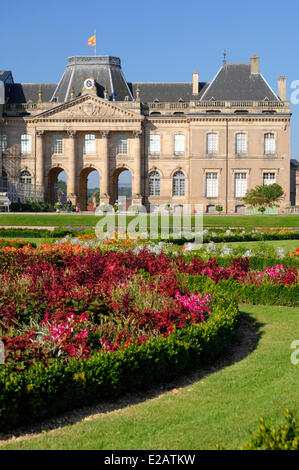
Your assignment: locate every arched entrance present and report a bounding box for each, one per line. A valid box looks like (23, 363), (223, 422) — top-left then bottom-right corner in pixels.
(79, 167), (100, 210)
(112, 167), (132, 207)
(47, 167), (67, 206)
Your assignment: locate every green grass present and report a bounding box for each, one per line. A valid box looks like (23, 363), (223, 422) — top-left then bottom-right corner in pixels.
(0, 213), (298, 228)
(1, 304), (298, 450)
(217, 239), (299, 251)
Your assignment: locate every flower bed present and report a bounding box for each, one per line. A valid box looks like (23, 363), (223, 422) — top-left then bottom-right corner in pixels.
(1, 242), (298, 429)
(0, 244), (241, 429)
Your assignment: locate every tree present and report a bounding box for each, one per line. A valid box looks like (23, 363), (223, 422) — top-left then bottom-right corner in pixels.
(242, 183), (285, 209)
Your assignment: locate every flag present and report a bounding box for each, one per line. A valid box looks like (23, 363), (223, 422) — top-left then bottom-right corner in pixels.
(88, 35), (96, 46)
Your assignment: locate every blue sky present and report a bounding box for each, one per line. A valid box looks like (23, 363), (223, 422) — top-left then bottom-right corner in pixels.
(1, 0), (299, 187)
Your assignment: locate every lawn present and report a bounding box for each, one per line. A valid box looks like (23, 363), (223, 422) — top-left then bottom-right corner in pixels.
(1, 304), (298, 450)
(217, 239), (299, 252)
(0, 213), (298, 228)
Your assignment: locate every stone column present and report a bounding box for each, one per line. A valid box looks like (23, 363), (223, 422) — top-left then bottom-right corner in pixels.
(36, 130), (44, 200)
(67, 129), (77, 204)
(132, 130), (143, 205)
(100, 130), (110, 204)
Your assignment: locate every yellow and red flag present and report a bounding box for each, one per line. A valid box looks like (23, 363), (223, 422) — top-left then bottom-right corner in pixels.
(88, 35), (96, 46)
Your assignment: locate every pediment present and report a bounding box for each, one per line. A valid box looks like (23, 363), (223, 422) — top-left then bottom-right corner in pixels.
(32, 95), (141, 120)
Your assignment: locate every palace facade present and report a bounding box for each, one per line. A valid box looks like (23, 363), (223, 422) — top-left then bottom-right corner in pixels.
(0, 54), (293, 212)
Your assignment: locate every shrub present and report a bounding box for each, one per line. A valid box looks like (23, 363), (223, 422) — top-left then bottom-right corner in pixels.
(242, 409), (299, 450)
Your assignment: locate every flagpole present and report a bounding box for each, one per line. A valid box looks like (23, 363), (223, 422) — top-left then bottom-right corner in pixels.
(94, 29), (96, 56)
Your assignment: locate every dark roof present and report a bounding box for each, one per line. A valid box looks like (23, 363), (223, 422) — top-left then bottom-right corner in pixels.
(201, 63), (279, 101)
(51, 56), (133, 102)
(129, 82), (208, 102)
(7, 83), (57, 103)
(0, 71), (13, 83)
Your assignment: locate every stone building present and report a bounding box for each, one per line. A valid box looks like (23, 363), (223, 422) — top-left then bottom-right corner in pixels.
(0, 54), (293, 212)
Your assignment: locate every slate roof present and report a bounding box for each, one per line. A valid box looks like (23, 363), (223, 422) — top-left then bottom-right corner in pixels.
(2, 58), (282, 104)
(129, 82), (209, 102)
(201, 63), (279, 101)
(7, 83), (57, 104)
(51, 56), (133, 102)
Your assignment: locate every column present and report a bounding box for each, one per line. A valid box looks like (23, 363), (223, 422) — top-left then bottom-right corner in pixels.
(100, 130), (110, 204)
(132, 130), (143, 204)
(67, 129), (77, 204)
(36, 130), (44, 200)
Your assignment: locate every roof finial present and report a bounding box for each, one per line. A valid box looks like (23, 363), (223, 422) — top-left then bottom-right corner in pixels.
(104, 85), (108, 100)
(70, 86), (75, 100)
(136, 84), (140, 102)
(223, 49), (227, 65)
(38, 85), (43, 104)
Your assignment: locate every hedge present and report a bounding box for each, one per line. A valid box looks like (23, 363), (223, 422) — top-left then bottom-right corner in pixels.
(0, 289), (239, 431)
(0, 228), (80, 239)
(181, 275), (299, 307)
(167, 231), (299, 246)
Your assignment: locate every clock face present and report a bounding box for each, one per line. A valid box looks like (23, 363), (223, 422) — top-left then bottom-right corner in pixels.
(84, 78), (94, 90)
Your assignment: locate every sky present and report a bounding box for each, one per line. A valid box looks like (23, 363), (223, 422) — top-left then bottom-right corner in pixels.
(1, 0), (299, 187)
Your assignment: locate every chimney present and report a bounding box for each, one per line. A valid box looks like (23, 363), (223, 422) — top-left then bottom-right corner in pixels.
(250, 55), (259, 74)
(278, 76), (286, 101)
(193, 70), (199, 95)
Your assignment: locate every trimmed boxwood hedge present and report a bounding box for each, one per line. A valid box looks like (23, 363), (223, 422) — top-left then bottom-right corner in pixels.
(0, 289), (239, 431)
(181, 275), (299, 307)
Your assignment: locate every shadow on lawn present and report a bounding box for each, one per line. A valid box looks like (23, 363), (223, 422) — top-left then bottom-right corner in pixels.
(0, 312), (264, 444)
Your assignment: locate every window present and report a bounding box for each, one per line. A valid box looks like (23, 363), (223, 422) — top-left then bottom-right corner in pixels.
(19, 170), (32, 185)
(207, 133), (218, 154)
(263, 172), (276, 185)
(117, 135), (128, 154)
(234, 172), (247, 198)
(206, 172), (218, 197)
(84, 134), (96, 154)
(21, 134), (31, 154)
(53, 135), (63, 154)
(174, 134), (185, 155)
(172, 171), (185, 196)
(235, 133), (247, 154)
(149, 134), (160, 155)
(1, 170), (8, 192)
(1, 135), (7, 155)
(264, 133), (275, 155)
(149, 171), (160, 196)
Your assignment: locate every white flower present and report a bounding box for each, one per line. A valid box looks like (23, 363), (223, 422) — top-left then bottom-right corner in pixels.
(183, 243), (195, 252)
(276, 247), (286, 259)
(220, 245), (234, 256)
(206, 242), (217, 253)
(243, 250), (254, 258)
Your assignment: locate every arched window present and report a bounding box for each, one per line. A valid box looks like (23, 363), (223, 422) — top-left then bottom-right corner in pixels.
(172, 171), (185, 196)
(235, 133), (247, 155)
(84, 134), (96, 154)
(264, 133), (275, 155)
(149, 171), (160, 196)
(19, 170), (32, 185)
(207, 133), (218, 154)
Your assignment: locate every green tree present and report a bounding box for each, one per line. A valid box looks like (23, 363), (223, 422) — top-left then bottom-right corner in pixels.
(242, 183), (285, 209)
